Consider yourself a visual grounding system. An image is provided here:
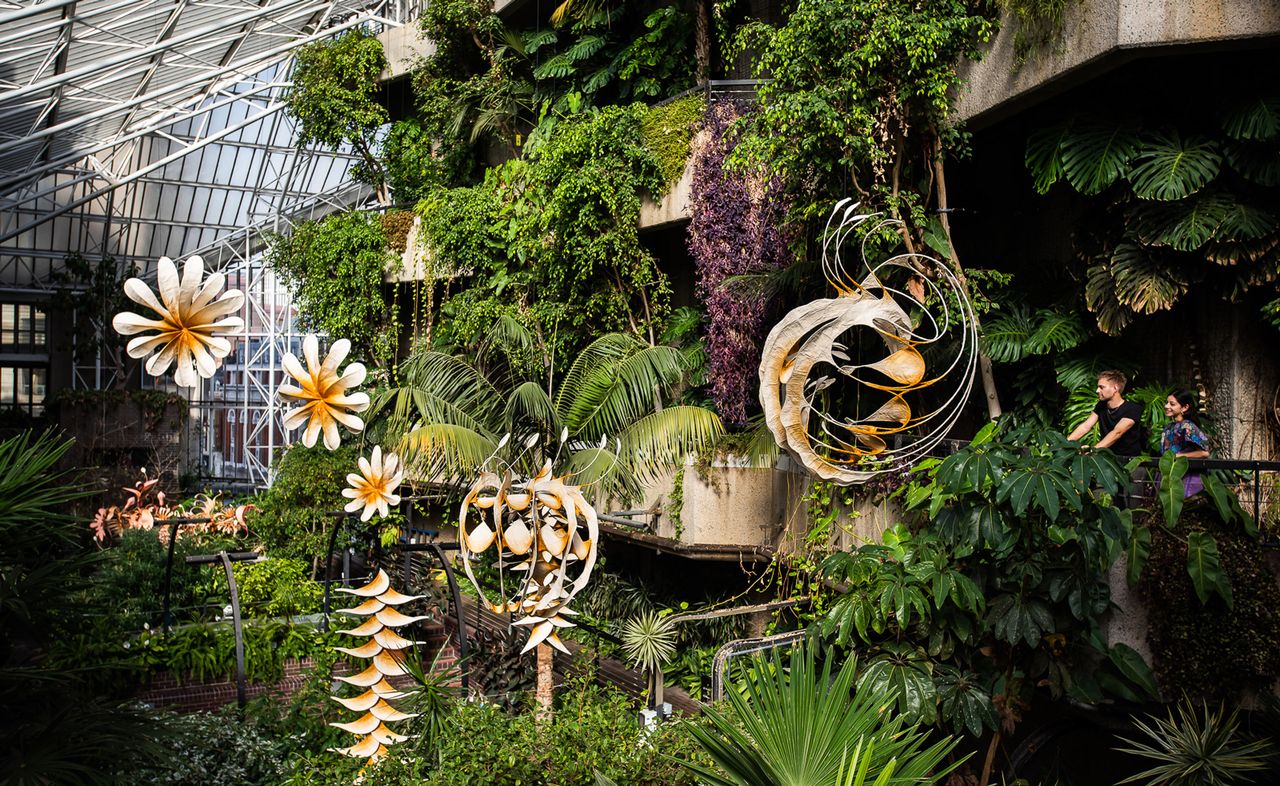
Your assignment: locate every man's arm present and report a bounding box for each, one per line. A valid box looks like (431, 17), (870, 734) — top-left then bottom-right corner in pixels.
(1067, 413), (1099, 442)
(1095, 417), (1136, 449)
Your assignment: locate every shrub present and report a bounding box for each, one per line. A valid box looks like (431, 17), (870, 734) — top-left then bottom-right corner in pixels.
(249, 444), (356, 562)
(122, 709), (290, 786)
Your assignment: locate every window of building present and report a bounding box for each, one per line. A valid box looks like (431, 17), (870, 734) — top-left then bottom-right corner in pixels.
(0, 303), (50, 416)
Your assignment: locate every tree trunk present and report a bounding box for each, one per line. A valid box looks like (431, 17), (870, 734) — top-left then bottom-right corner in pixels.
(536, 642), (554, 724)
(694, 0), (711, 84)
(933, 138), (1002, 419)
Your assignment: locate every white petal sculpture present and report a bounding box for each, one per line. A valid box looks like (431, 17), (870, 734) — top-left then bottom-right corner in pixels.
(278, 335), (370, 450)
(342, 446), (404, 521)
(458, 461), (599, 655)
(112, 255), (244, 388)
(330, 569), (425, 764)
(758, 199), (978, 484)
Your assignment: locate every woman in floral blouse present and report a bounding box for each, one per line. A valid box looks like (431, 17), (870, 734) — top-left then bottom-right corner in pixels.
(1161, 389), (1209, 497)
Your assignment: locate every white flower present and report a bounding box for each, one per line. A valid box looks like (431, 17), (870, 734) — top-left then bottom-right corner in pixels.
(343, 446), (404, 522)
(112, 255), (244, 388)
(278, 335), (370, 450)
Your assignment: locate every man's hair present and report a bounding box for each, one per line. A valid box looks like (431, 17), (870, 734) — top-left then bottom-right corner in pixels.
(1098, 370), (1127, 393)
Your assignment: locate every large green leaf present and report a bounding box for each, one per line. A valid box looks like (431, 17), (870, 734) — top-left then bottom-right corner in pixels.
(858, 647), (937, 726)
(1026, 308), (1088, 355)
(1107, 643), (1161, 701)
(1126, 525), (1151, 586)
(933, 665), (998, 737)
(1128, 192), (1234, 251)
(1186, 530), (1233, 607)
(1109, 242), (1187, 315)
(1223, 140), (1280, 186)
(1221, 95), (1280, 141)
(1213, 199), (1279, 243)
(986, 593), (1054, 647)
(618, 405), (723, 487)
(1157, 451), (1187, 529)
(979, 304), (1035, 363)
(1084, 261), (1135, 335)
(1128, 132), (1222, 201)
(1060, 122), (1141, 195)
(1025, 120), (1074, 194)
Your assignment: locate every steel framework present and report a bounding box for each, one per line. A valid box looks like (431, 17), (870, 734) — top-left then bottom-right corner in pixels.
(0, 0), (420, 486)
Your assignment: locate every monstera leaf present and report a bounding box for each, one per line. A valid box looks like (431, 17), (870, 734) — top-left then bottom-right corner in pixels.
(1084, 261), (1135, 334)
(1109, 243), (1187, 315)
(980, 304), (1036, 363)
(1214, 200), (1279, 243)
(1223, 140), (1280, 186)
(1025, 308), (1088, 355)
(1060, 121), (1141, 195)
(1221, 94), (1280, 141)
(1025, 120), (1075, 194)
(1128, 193), (1234, 251)
(1128, 132), (1222, 201)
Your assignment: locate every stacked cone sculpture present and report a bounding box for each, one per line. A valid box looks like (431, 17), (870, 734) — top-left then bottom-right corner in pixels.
(329, 569), (427, 763)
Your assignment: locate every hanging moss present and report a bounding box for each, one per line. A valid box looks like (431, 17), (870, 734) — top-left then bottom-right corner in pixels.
(1138, 502), (1280, 701)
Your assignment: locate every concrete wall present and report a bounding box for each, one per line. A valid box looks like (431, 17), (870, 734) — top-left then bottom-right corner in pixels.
(378, 23), (434, 80)
(639, 156), (695, 230)
(955, 0), (1280, 124)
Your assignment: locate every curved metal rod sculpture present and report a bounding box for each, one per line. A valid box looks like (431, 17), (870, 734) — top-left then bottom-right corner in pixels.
(758, 198), (978, 484)
(457, 460), (599, 655)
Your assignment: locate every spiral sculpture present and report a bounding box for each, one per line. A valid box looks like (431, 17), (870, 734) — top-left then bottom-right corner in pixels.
(758, 199), (978, 484)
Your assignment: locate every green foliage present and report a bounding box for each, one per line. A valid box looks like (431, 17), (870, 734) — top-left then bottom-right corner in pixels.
(210, 557), (324, 618)
(620, 610), (678, 673)
(681, 646), (960, 786)
(732, 0), (996, 222)
(0, 431), (170, 783)
(980, 303), (1088, 364)
(85, 528), (220, 630)
(1136, 502), (1280, 701)
(132, 620), (338, 685)
(1116, 700), (1275, 786)
(996, 0), (1075, 66)
(266, 211), (399, 367)
(1024, 96), (1280, 333)
(250, 444), (356, 560)
(642, 94), (706, 184)
(374, 317), (722, 507)
(286, 30), (388, 189)
(122, 708), (291, 786)
(821, 422), (1162, 739)
(49, 253), (136, 369)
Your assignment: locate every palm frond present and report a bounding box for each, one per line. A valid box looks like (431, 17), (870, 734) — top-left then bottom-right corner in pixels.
(555, 333), (639, 418)
(399, 422), (499, 481)
(505, 380), (560, 436)
(572, 344), (689, 439)
(1084, 261), (1135, 335)
(561, 445), (640, 507)
(618, 405), (723, 487)
(1128, 192), (1234, 252)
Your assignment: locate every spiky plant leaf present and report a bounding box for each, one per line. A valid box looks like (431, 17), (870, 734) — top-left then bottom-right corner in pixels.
(505, 380), (560, 436)
(979, 304), (1035, 363)
(1116, 700), (1273, 786)
(677, 647), (960, 786)
(1110, 243), (1187, 315)
(1221, 95), (1280, 141)
(1128, 193), (1234, 251)
(1128, 132), (1222, 201)
(1060, 121), (1141, 195)
(619, 611), (678, 673)
(1084, 261), (1135, 335)
(1223, 140), (1280, 186)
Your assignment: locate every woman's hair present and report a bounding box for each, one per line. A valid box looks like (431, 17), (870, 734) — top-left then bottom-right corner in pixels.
(1170, 389), (1199, 424)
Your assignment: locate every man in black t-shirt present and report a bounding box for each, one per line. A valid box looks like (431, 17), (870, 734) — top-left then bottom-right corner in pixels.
(1067, 369), (1144, 456)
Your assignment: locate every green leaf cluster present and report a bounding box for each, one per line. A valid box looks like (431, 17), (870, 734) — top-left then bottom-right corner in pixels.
(641, 94), (706, 184)
(820, 422), (1162, 739)
(265, 210), (400, 368)
(1024, 96), (1280, 333)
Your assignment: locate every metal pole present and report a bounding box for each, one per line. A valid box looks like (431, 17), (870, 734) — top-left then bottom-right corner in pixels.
(160, 520), (181, 631)
(219, 551), (248, 710)
(320, 512), (345, 632)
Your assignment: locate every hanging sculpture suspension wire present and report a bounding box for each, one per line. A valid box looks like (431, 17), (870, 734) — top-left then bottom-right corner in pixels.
(758, 198), (979, 484)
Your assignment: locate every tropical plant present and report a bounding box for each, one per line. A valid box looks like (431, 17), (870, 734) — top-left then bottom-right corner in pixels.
(680, 645), (961, 786)
(1024, 94), (1280, 333)
(0, 431), (169, 784)
(620, 610), (679, 698)
(371, 320), (724, 505)
(1116, 700), (1275, 786)
(286, 30), (391, 202)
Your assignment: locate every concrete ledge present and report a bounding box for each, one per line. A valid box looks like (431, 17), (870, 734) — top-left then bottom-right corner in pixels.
(639, 157), (694, 230)
(955, 0), (1280, 124)
(378, 23), (434, 80)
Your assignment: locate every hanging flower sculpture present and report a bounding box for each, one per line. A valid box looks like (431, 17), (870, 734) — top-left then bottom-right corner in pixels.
(112, 255), (244, 388)
(343, 446), (403, 521)
(757, 199), (978, 484)
(278, 334), (370, 450)
(458, 461), (599, 654)
(330, 569), (424, 764)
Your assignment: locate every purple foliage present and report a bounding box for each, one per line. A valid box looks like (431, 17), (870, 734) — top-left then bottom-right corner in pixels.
(687, 100), (795, 425)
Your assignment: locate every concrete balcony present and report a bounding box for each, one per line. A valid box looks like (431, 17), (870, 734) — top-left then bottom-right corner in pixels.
(954, 0), (1280, 125)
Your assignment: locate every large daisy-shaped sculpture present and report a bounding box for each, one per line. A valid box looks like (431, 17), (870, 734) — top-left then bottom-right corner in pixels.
(112, 255), (244, 388)
(343, 446), (403, 521)
(279, 335), (369, 450)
